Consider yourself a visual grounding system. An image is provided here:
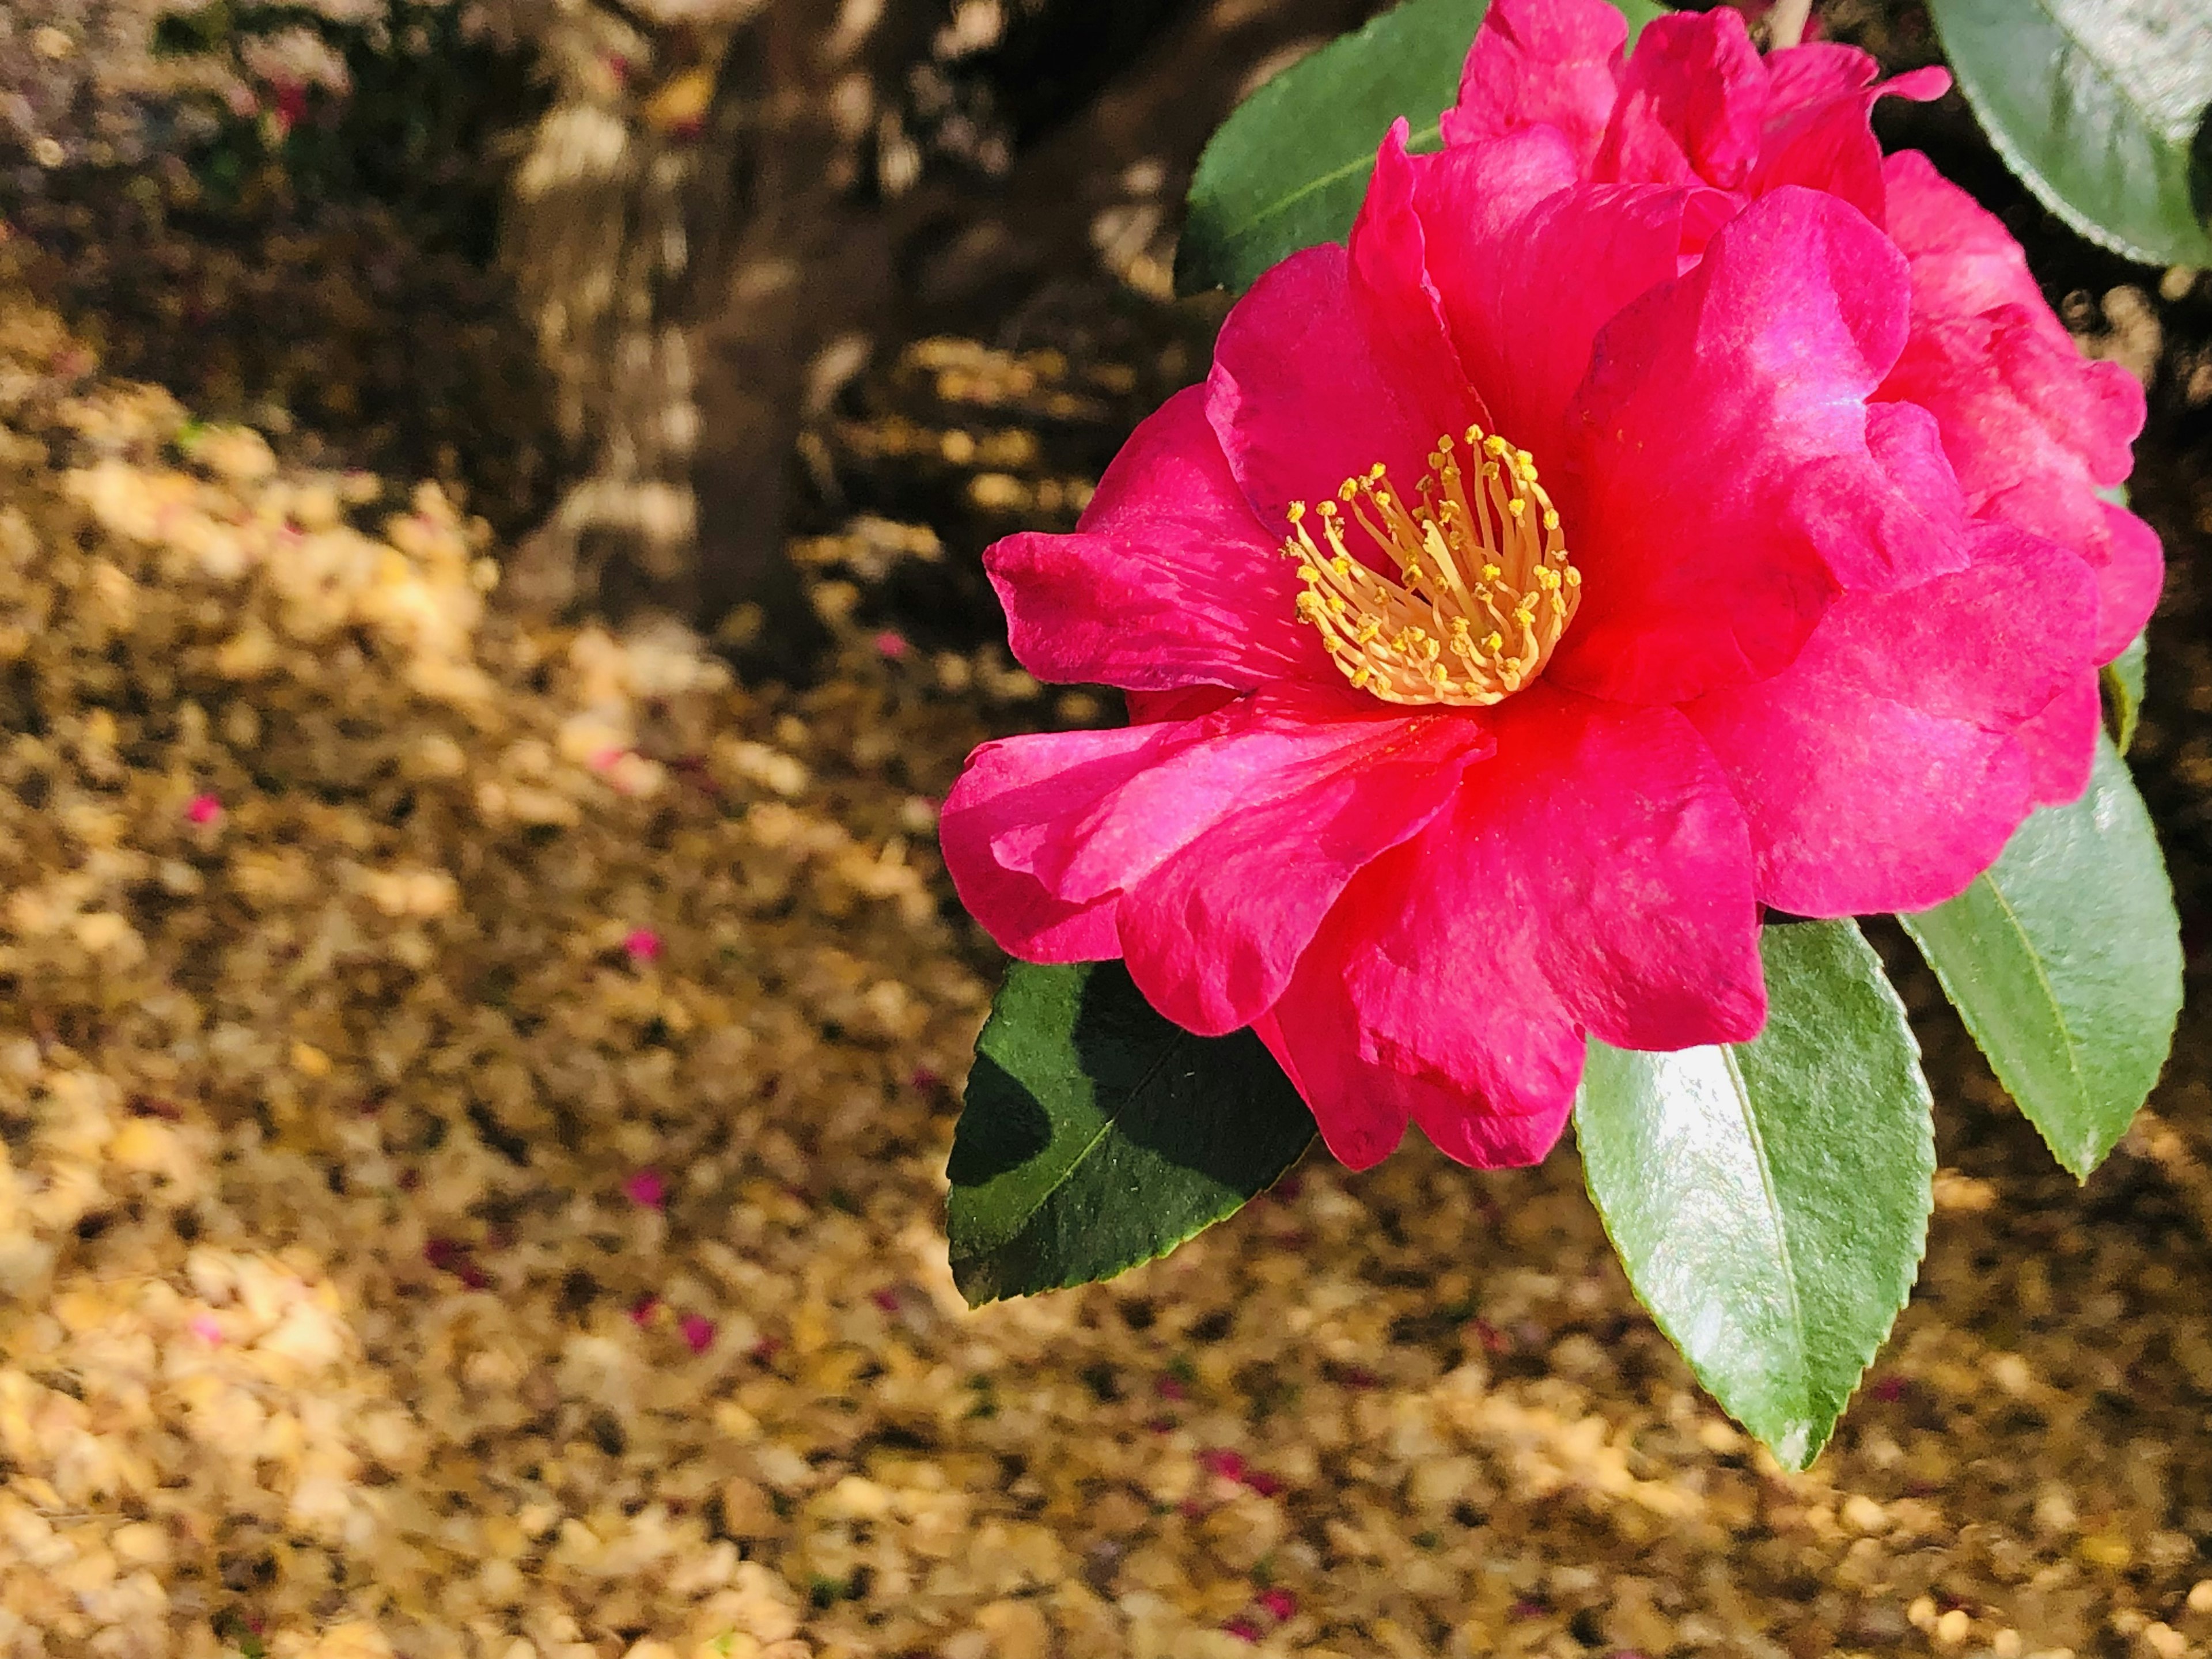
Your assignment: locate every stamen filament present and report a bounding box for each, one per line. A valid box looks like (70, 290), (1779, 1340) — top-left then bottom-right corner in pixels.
(1282, 428), (1580, 706)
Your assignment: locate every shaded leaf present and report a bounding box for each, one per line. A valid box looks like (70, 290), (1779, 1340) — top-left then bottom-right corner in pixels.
(1577, 921), (1933, 1469)
(1927, 0), (2212, 266)
(2103, 630), (2147, 753)
(947, 960), (1314, 1305)
(1900, 737), (2181, 1177)
(1176, 0), (1666, 297)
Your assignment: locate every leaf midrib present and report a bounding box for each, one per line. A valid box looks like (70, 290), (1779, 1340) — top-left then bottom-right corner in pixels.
(971, 1027), (1195, 1259)
(1974, 866), (2093, 1119)
(1721, 1045), (1812, 1415)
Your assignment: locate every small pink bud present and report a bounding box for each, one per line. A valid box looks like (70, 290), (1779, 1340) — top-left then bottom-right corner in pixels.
(623, 929), (662, 964)
(680, 1314), (716, 1354)
(185, 794), (222, 826)
(870, 1287), (901, 1313)
(630, 1295), (660, 1326)
(624, 1168), (666, 1209)
(188, 1315), (224, 1344)
(1156, 1375), (1188, 1402)
(873, 630), (910, 660)
(590, 747), (627, 772)
(1259, 1588), (1297, 1622)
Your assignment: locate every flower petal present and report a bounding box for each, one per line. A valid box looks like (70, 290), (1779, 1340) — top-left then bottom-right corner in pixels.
(1753, 49), (1948, 224)
(1257, 689), (1764, 1171)
(1883, 149), (2062, 329)
(942, 689), (1490, 1024)
(2012, 672), (2101, 808)
(1441, 0), (1630, 173)
(1119, 708), (1491, 1036)
(1348, 124), (1492, 455)
(1411, 145), (1687, 467)
(986, 387), (1324, 691)
(1882, 306), (2156, 658)
(1210, 240), (1463, 535)
(1684, 524), (2099, 916)
(1593, 7), (1767, 192)
(1554, 186), (1922, 703)
(940, 719), (1175, 963)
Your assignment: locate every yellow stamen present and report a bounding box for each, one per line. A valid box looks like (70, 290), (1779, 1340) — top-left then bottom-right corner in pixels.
(1281, 429), (1580, 707)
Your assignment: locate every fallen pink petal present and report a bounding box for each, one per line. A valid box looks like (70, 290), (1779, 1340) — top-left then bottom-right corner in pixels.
(679, 1314), (716, 1353)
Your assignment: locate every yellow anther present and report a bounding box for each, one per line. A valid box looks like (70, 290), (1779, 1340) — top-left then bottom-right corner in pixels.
(1282, 425), (1578, 708)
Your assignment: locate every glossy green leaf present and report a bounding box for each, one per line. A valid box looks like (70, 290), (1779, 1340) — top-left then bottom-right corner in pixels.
(1900, 738), (2181, 1178)
(1175, 0), (1668, 297)
(2103, 630), (2148, 753)
(946, 960), (1315, 1306)
(1577, 921), (1934, 1470)
(1927, 0), (2212, 267)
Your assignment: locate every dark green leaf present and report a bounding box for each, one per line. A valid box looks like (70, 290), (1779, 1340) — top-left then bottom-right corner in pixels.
(1927, 0), (2212, 267)
(1900, 738), (2181, 1177)
(1175, 0), (1668, 297)
(1577, 921), (1934, 1470)
(2103, 630), (2148, 753)
(947, 960), (1314, 1305)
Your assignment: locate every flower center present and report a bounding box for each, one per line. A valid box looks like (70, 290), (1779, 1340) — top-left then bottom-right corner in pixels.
(1283, 427), (1580, 706)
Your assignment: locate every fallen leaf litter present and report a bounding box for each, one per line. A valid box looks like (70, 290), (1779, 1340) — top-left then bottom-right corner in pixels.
(4, 260), (2212, 1659)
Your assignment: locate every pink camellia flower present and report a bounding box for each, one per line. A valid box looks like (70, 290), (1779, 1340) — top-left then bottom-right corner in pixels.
(938, 0), (2154, 1171)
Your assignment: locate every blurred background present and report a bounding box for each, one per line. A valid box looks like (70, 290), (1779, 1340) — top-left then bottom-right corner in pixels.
(1, 2), (2211, 1656)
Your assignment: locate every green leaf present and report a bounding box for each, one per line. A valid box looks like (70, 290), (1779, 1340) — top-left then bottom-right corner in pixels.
(947, 960), (1315, 1305)
(1175, 0), (1668, 297)
(1900, 738), (2181, 1177)
(2103, 630), (2149, 753)
(1927, 0), (2212, 267)
(1577, 921), (1934, 1470)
